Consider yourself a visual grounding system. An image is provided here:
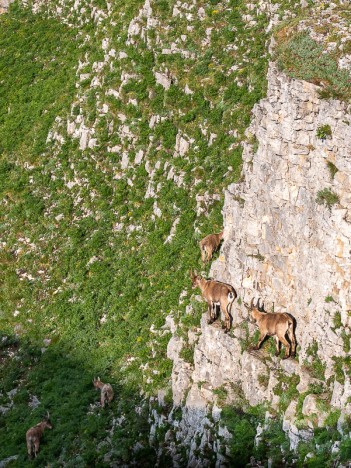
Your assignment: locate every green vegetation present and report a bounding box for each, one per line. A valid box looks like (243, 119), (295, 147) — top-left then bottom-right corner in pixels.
(333, 310), (342, 328)
(0, 0), (270, 463)
(327, 161), (338, 179)
(316, 124), (332, 140)
(2, 0), (351, 465)
(275, 31), (351, 100)
(304, 341), (326, 381)
(316, 188), (340, 208)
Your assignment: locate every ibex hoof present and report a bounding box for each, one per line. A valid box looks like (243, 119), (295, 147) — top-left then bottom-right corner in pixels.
(291, 352), (296, 358)
(253, 346), (260, 351)
(275, 352), (280, 357)
(282, 356), (289, 360)
(207, 319), (213, 325)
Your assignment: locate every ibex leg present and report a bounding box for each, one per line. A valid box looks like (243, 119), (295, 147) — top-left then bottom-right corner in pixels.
(274, 336), (280, 356)
(34, 440), (40, 458)
(26, 439), (33, 458)
(254, 332), (266, 350)
(287, 324), (296, 357)
(207, 301), (214, 324)
(279, 335), (291, 359)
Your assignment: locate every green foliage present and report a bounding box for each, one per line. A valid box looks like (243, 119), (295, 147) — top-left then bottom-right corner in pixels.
(333, 310), (342, 328)
(0, 4), (80, 158)
(273, 372), (300, 413)
(275, 32), (351, 101)
(327, 161), (338, 179)
(0, 0), (276, 463)
(316, 188), (339, 208)
(304, 341), (326, 381)
(221, 407), (258, 467)
(316, 125), (332, 140)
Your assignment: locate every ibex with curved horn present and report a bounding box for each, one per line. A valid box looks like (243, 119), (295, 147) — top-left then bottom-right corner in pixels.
(93, 377), (114, 408)
(245, 299), (296, 359)
(199, 231), (224, 263)
(26, 412), (52, 458)
(190, 270), (237, 332)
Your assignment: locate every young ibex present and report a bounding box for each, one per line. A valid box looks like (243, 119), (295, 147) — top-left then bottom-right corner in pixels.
(93, 377), (114, 408)
(199, 231), (224, 263)
(246, 299), (296, 359)
(190, 270), (237, 332)
(26, 412), (52, 458)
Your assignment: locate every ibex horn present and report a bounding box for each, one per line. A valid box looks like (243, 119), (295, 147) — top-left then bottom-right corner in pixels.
(250, 297), (255, 309)
(258, 299), (265, 312)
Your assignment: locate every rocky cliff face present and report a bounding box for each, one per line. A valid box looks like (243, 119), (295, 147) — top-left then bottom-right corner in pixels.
(164, 61), (351, 463)
(0, 0), (13, 14)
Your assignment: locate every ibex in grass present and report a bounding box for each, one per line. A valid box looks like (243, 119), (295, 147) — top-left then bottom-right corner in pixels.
(245, 299), (296, 359)
(93, 377), (114, 408)
(26, 412), (52, 458)
(190, 270), (237, 333)
(199, 231), (224, 263)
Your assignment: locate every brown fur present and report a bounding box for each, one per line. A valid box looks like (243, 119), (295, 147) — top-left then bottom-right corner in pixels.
(190, 270), (237, 332)
(93, 377), (114, 408)
(248, 299), (296, 359)
(199, 231), (224, 263)
(26, 415), (52, 458)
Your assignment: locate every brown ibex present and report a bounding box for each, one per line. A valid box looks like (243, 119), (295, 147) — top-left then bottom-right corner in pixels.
(26, 412), (52, 458)
(93, 377), (114, 408)
(199, 231), (224, 263)
(246, 299), (296, 359)
(190, 270), (237, 332)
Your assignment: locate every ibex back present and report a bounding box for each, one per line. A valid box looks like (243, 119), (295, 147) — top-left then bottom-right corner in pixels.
(246, 299), (296, 359)
(26, 413), (52, 458)
(199, 231), (224, 263)
(93, 377), (114, 408)
(190, 270), (237, 332)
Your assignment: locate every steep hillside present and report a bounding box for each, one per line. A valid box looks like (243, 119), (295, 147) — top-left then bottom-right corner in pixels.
(1, 0), (351, 466)
(0, 0), (271, 465)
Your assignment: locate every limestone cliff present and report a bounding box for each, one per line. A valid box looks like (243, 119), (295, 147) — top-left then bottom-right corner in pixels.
(164, 61), (351, 464)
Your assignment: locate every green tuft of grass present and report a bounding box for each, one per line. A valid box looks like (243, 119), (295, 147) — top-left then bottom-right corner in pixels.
(275, 32), (351, 101)
(316, 188), (339, 208)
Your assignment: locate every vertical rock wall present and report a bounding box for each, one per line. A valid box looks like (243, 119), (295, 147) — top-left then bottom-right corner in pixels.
(165, 62), (351, 463)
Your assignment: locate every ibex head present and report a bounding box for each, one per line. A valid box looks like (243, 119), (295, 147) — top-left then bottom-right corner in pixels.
(244, 298), (265, 323)
(189, 269), (200, 288)
(43, 412), (53, 429)
(93, 377), (103, 389)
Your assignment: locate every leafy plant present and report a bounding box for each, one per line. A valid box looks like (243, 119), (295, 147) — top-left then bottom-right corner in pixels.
(316, 124), (332, 140)
(316, 188), (339, 208)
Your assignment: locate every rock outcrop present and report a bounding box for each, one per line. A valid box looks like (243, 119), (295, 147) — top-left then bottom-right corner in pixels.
(165, 61), (351, 463)
(0, 0), (13, 14)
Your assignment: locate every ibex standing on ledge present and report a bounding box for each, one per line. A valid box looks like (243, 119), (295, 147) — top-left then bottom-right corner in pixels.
(93, 377), (114, 408)
(246, 299), (296, 359)
(190, 270), (237, 333)
(199, 231), (224, 263)
(26, 412), (52, 458)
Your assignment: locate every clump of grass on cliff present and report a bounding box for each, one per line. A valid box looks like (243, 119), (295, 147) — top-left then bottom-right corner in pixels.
(275, 31), (351, 101)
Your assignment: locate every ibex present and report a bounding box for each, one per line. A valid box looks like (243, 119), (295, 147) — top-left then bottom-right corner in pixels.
(190, 270), (237, 333)
(246, 299), (296, 359)
(26, 412), (52, 458)
(93, 377), (114, 408)
(199, 231), (224, 263)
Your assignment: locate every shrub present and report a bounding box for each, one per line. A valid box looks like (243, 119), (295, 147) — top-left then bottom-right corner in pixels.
(316, 124), (332, 140)
(316, 188), (339, 208)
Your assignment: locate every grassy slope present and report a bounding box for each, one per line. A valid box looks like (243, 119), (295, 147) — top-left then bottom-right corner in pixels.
(0, 0), (281, 465)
